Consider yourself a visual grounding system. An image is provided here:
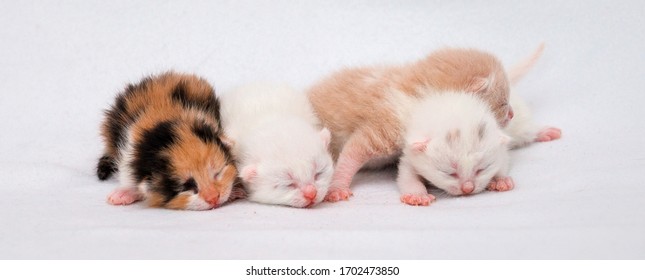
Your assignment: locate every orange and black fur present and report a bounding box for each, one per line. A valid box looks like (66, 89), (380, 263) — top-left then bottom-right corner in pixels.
(97, 72), (240, 210)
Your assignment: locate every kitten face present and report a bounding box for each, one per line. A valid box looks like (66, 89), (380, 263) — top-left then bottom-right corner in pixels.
(239, 127), (334, 208)
(243, 155), (333, 208)
(404, 92), (511, 196)
(409, 123), (509, 196)
(134, 119), (236, 210)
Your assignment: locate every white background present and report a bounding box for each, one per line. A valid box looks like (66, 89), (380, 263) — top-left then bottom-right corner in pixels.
(0, 0), (643, 259)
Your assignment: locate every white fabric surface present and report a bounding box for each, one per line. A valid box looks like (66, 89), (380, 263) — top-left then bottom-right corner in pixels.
(1, 0), (644, 259)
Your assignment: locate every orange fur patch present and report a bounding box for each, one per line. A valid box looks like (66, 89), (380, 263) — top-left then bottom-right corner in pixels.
(165, 193), (191, 210)
(146, 192), (166, 208)
(308, 47), (511, 161)
(100, 71), (236, 210)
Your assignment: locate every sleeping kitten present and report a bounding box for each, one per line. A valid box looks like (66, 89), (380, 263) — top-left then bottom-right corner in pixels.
(308, 46), (543, 202)
(97, 72), (238, 210)
(221, 83), (333, 208)
(398, 44), (561, 206)
(398, 92), (512, 206)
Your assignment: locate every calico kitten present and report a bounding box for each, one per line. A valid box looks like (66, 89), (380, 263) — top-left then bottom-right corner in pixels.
(97, 72), (238, 210)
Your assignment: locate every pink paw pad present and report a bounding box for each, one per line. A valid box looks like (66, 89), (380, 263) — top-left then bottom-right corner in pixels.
(107, 188), (142, 205)
(536, 127), (561, 142)
(487, 177), (515, 192)
(400, 193), (436, 206)
(324, 187), (353, 202)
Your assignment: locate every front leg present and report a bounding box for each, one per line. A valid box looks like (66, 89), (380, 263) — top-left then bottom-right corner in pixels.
(325, 134), (376, 202)
(397, 161), (435, 206)
(486, 151), (514, 192)
(325, 150), (364, 202)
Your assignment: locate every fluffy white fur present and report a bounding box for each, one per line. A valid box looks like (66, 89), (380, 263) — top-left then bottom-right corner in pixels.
(220, 83), (333, 208)
(504, 92), (548, 149)
(398, 92), (511, 201)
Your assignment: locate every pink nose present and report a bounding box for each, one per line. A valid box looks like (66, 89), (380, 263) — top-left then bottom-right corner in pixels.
(302, 185), (317, 201)
(461, 181), (474, 194)
(202, 192), (220, 206)
(508, 107), (515, 120)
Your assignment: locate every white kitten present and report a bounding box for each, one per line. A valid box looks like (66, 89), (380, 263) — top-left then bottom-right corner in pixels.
(220, 83), (333, 208)
(397, 92), (513, 206)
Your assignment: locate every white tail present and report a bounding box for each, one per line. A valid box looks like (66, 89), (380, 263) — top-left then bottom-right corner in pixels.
(508, 43), (545, 85)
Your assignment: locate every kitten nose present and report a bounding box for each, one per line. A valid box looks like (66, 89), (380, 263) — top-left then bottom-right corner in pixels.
(461, 181), (475, 194)
(202, 192), (220, 206)
(302, 185), (317, 201)
(508, 108), (515, 120)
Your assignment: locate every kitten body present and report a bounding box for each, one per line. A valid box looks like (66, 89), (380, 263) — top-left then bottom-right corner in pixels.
(97, 72), (237, 210)
(309, 47), (520, 202)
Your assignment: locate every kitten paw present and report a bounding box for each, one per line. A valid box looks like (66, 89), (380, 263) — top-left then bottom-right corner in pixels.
(324, 187), (353, 202)
(107, 188), (142, 205)
(536, 127), (561, 142)
(487, 177), (515, 192)
(400, 193), (436, 206)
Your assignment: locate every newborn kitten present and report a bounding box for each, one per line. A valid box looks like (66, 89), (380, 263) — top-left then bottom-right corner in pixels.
(221, 83), (334, 208)
(97, 72), (237, 210)
(398, 92), (512, 206)
(308, 47), (527, 202)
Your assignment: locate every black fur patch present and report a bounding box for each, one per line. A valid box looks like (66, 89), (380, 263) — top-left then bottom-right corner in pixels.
(182, 178), (198, 193)
(171, 81), (191, 108)
(131, 120), (178, 182)
(113, 94), (127, 114)
(213, 135), (232, 161)
(104, 110), (127, 151)
(171, 81), (222, 129)
(103, 77), (151, 154)
(203, 92), (222, 128)
(191, 120), (218, 144)
(125, 76), (152, 95)
(191, 120), (232, 160)
(157, 175), (182, 203)
(96, 155), (117, 180)
(131, 120), (183, 203)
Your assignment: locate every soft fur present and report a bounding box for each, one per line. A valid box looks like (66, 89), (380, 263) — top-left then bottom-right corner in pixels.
(397, 44), (561, 206)
(503, 95), (562, 148)
(221, 83), (333, 208)
(308, 47), (517, 202)
(97, 71), (238, 210)
(398, 92), (513, 206)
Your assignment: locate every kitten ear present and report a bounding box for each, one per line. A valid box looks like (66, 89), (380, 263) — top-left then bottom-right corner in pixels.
(240, 165), (257, 183)
(468, 73), (494, 94)
(319, 127), (331, 148)
(410, 138), (430, 153)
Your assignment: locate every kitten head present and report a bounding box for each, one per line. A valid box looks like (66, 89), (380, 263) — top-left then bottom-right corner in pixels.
(238, 120), (333, 208)
(404, 93), (510, 196)
(133, 117), (236, 210)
